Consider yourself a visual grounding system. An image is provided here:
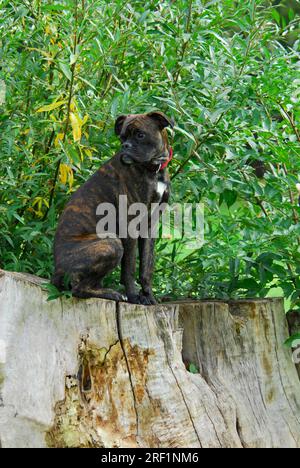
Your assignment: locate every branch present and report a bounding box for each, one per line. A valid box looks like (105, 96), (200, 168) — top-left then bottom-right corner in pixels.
(174, 0), (193, 84)
(278, 103), (300, 142)
(43, 0), (81, 220)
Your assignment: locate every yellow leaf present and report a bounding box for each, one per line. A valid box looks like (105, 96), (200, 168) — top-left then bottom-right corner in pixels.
(59, 164), (68, 185)
(70, 112), (82, 142)
(67, 166), (74, 188)
(84, 148), (93, 158)
(82, 114), (89, 125)
(60, 164), (74, 188)
(32, 196), (45, 216)
(54, 133), (64, 147)
(27, 47), (52, 59)
(36, 100), (66, 113)
(70, 101), (76, 113)
(32, 197), (42, 207)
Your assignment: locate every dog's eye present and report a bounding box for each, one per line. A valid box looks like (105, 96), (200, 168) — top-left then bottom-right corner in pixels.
(136, 132), (145, 140)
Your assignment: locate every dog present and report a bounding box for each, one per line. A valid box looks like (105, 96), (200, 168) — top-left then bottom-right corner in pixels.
(52, 111), (174, 305)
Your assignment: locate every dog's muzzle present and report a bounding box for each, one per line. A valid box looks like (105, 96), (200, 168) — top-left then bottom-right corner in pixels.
(121, 153), (135, 165)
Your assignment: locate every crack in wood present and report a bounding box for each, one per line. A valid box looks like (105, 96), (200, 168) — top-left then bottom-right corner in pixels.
(116, 302), (140, 446)
(157, 308), (202, 447)
(169, 364), (202, 448)
(236, 415), (246, 448)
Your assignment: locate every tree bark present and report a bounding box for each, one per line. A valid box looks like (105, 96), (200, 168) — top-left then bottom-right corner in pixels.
(0, 270), (299, 448)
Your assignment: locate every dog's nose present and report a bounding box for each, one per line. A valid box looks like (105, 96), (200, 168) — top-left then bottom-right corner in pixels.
(122, 142), (132, 150)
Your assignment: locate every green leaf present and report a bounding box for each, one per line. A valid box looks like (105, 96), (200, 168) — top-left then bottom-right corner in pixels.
(288, 9), (295, 22)
(271, 9), (281, 26)
(189, 363), (199, 374)
(41, 4), (71, 12)
(173, 126), (196, 143)
(58, 62), (72, 81)
(223, 190), (238, 208)
(284, 334), (300, 348)
(46, 293), (61, 302)
(238, 279), (260, 292)
(12, 213), (25, 224)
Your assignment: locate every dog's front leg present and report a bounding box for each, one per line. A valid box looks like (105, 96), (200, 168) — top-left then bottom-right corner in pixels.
(121, 238), (140, 304)
(138, 237), (157, 305)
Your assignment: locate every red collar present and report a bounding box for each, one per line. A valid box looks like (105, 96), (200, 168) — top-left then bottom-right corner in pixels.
(160, 147), (173, 171)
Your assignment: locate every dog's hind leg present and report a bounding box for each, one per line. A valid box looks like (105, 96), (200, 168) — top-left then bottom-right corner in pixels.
(56, 236), (125, 301)
(72, 279), (126, 302)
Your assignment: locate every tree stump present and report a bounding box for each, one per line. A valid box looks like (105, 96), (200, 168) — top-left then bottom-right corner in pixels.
(0, 270), (299, 448)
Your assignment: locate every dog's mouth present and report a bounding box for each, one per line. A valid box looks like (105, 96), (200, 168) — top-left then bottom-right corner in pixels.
(121, 153), (135, 165)
(151, 156), (167, 164)
(121, 150), (167, 166)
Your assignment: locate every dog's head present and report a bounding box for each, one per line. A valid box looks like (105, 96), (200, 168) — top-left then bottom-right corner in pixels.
(115, 111), (174, 166)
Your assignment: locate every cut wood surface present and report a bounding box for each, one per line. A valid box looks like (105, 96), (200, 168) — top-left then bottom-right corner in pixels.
(0, 270), (299, 448)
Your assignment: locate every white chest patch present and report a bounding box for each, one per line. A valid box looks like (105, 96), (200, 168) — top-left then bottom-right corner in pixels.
(156, 181), (167, 200)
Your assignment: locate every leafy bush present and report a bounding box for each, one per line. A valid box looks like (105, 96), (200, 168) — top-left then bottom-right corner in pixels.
(0, 0), (300, 332)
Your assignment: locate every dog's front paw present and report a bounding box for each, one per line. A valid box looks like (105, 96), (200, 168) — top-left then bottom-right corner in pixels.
(126, 293), (142, 305)
(126, 292), (157, 306)
(139, 291), (157, 305)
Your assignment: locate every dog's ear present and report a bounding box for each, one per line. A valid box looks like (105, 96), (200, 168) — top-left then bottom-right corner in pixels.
(148, 111), (174, 130)
(115, 115), (127, 136)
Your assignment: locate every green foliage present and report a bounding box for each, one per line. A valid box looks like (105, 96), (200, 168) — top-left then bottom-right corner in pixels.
(42, 281), (72, 301)
(284, 333), (300, 348)
(188, 363), (200, 374)
(42, 273), (72, 300)
(0, 0), (300, 333)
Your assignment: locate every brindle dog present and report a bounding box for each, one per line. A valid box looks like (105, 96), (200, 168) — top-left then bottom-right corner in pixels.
(52, 111), (174, 305)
